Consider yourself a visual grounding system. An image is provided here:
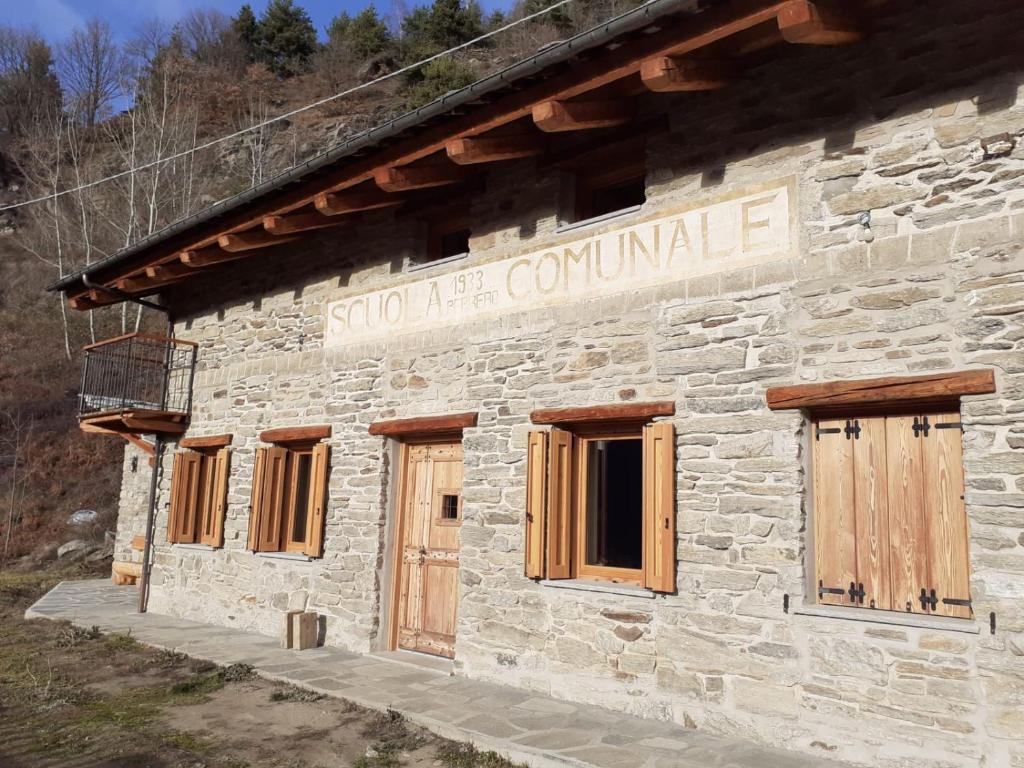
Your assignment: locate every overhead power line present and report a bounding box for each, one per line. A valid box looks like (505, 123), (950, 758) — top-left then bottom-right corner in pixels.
(0, 0), (573, 214)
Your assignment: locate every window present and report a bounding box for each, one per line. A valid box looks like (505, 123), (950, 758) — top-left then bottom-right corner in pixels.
(426, 218), (471, 262)
(524, 420), (675, 592)
(439, 492), (460, 522)
(812, 411), (972, 618)
(574, 164), (646, 223)
(248, 435), (330, 558)
(167, 446), (230, 547)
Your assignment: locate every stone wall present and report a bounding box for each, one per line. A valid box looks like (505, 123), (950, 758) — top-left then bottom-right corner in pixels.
(113, 443), (154, 565)
(131, 3), (1024, 767)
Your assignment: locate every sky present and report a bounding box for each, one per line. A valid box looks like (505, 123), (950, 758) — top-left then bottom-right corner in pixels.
(7, 0), (513, 47)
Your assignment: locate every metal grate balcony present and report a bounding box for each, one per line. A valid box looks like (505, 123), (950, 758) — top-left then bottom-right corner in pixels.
(78, 333), (197, 435)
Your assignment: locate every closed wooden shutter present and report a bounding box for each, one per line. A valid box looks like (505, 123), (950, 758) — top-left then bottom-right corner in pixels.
(247, 448), (267, 551)
(852, 417), (891, 610)
(642, 421), (676, 593)
(200, 448), (230, 548)
(885, 415), (929, 613)
(922, 412), (971, 618)
(524, 431), (547, 579)
(169, 451), (202, 544)
(546, 428), (573, 579)
(812, 418), (858, 606)
(303, 443), (330, 558)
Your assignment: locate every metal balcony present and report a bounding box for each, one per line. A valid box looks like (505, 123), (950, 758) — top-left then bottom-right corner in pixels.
(78, 333), (197, 436)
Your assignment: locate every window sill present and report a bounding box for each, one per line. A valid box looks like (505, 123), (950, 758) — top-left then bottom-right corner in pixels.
(172, 543), (216, 552)
(792, 603), (980, 634)
(407, 252), (469, 273)
(540, 578), (655, 599)
(254, 551), (316, 563)
(555, 204), (643, 235)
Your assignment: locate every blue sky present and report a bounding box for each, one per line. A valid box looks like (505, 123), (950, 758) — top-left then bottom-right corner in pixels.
(8, 0), (513, 46)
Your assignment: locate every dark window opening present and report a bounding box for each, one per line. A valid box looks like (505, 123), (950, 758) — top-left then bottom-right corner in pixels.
(426, 220), (471, 263)
(441, 493), (459, 520)
(289, 452), (312, 545)
(585, 438), (643, 570)
(575, 170), (646, 223)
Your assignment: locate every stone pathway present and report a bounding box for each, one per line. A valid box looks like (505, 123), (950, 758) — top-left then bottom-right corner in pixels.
(27, 580), (841, 768)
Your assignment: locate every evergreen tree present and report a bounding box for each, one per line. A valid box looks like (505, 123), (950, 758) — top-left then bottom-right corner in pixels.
(347, 7), (392, 60)
(424, 0), (483, 51)
(326, 12), (352, 46)
(232, 4), (259, 63)
(407, 57), (477, 108)
(256, 0), (318, 77)
(522, 0), (574, 35)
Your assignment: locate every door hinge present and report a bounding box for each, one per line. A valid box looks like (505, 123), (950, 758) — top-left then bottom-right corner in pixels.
(818, 580), (845, 598)
(844, 419), (861, 440)
(815, 426), (841, 441)
(848, 582), (866, 605)
(935, 422), (963, 431)
(912, 415), (931, 437)
(919, 587), (938, 611)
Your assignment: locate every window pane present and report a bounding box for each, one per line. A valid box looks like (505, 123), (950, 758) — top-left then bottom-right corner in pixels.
(441, 493), (459, 520)
(583, 176), (646, 220)
(290, 453), (312, 544)
(438, 228), (470, 259)
(586, 438), (643, 570)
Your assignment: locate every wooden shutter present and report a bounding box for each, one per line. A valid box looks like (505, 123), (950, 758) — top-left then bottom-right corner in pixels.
(303, 443), (330, 558)
(851, 417), (891, 610)
(257, 446), (288, 552)
(167, 452), (186, 543)
(642, 421), (676, 593)
(545, 428), (573, 579)
(812, 418), (857, 606)
(885, 415), (931, 613)
(922, 412), (971, 618)
(200, 448), (229, 548)
(247, 448), (267, 551)
(524, 431), (547, 579)
(168, 451), (202, 544)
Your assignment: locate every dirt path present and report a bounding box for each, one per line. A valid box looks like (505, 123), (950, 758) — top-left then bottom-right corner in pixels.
(0, 567), (519, 768)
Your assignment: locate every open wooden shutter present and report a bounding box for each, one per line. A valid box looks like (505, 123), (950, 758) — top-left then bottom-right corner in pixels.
(256, 447), (288, 552)
(168, 451), (202, 544)
(545, 428), (573, 579)
(524, 431), (548, 579)
(200, 448), (230, 548)
(812, 418), (857, 606)
(643, 421), (676, 593)
(303, 443), (330, 557)
(247, 448), (267, 551)
(851, 417), (891, 610)
(167, 452), (186, 543)
(922, 412), (971, 618)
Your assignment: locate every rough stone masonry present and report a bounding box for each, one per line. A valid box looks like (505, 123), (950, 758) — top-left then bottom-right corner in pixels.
(110, 3), (1024, 767)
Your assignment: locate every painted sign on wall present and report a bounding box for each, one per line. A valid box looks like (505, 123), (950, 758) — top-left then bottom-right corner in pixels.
(325, 178), (796, 347)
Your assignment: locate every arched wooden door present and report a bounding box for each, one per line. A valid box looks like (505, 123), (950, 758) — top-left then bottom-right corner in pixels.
(393, 441), (463, 658)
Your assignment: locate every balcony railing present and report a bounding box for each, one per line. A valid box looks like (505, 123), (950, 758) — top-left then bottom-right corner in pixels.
(79, 333), (197, 422)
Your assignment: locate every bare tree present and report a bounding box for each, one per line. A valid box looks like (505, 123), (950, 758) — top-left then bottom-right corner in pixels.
(0, 409), (34, 569)
(0, 26), (62, 137)
(58, 19), (123, 128)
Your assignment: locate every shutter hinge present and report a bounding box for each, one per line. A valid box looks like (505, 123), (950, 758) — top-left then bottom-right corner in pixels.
(818, 580), (845, 597)
(815, 426), (842, 441)
(848, 581), (866, 605)
(942, 597), (972, 610)
(844, 419), (861, 440)
(912, 416), (931, 437)
(919, 587), (938, 611)
(935, 422), (963, 431)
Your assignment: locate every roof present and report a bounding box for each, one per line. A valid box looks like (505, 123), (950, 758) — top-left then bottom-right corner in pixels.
(50, 0), (705, 294)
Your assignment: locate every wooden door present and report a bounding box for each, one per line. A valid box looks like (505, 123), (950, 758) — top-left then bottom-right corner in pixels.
(395, 441), (463, 658)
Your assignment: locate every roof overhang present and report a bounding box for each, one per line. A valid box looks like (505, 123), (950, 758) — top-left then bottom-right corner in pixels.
(52, 0), (887, 310)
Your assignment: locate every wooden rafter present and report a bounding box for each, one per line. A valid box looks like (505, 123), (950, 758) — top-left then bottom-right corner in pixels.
(640, 56), (736, 92)
(146, 262), (192, 281)
(314, 188), (402, 216)
(67, 0), (876, 308)
(446, 133), (546, 165)
(219, 231), (300, 252)
(374, 163), (468, 192)
(264, 212), (342, 235)
(181, 247), (244, 269)
(532, 100), (633, 133)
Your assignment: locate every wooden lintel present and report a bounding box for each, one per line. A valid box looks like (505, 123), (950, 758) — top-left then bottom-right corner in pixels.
(446, 134), (546, 165)
(218, 231), (299, 252)
(531, 401), (676, 425)
(374, 164), (468, 192)
(260, 425), (332, 444)
(264, 212), (342, 235)
(777, 0), (863, 45)
(765, 370), (996, 411)
(180, 433), (234, 449)
(314, 188), (403, 216)
(532, 100), (633, 133)
(180, 247), (244, 269)
(640, 56), (735, 92)
(368, 412), (479, 437)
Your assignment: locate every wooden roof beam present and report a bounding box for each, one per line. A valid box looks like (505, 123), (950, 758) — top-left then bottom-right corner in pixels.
(218, 230), (300, 252)
(446, 133), (546, 165)
(374, 163), (469, 192)
(180, 247), (245, 269)
(314, 188), (402, 216)
(777, 0), (863, 45)
(640, 56), (736, 92)
(263, 211), (343, 235)
(532, 100), (633, 133)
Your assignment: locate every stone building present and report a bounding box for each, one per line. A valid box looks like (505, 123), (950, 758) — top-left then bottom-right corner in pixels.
(53, 1), (1024, 766)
